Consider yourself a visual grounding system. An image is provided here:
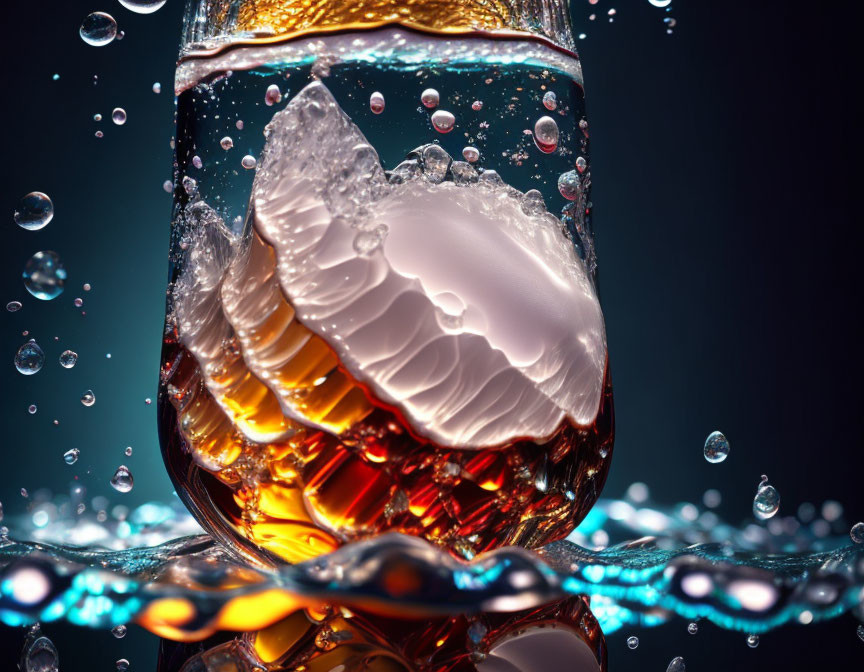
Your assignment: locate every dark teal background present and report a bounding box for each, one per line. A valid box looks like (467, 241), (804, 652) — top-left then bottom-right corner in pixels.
(1, 1), (862, 669)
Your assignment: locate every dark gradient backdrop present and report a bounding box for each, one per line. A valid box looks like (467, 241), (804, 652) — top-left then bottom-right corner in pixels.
(1, 1), (862, 670)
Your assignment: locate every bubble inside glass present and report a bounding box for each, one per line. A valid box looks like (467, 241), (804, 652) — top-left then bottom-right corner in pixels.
(160, 0), (613, 568)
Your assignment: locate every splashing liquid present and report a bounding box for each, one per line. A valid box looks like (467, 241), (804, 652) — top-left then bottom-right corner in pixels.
(160, 23), (610, 569)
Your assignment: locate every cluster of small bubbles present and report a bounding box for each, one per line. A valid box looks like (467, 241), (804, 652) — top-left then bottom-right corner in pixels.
(15, 340), (45, 375)
(125, 446), (133, 457)
(23, 250), (66, 300)
(626, 636), (639, 650)
(369, 91), (385, 114)
(80, 12), (118, 47)
(265, 84), (282, 106)
(192, 155), (203, 169)
(746, 634), (759, 648)
(421, 88), (440, 108)
(112, 624), (127, 639)
(220, 136), (234, 150)
(703, 430), (730, 463)
(14, 192), (54, 231)
(7, 300), (23, 312)
(462, 146), (480, 163)
(241, 155), (257, 170)
(63, 448), (80, 465)
(557, 171), (580, 200)
(28, 405), (37, 414)
(542, 91), (557, 110)
(116, 659), (130, 671)
(119, 0), (167, 14)
(111, 466), (134, 493)
(81, 390), (96, 407)
(152, 82), (162, 94)
(687, 622), (698, 635)
(162, 180), (173, 193)
(850, 522), (864, 544)
(533, 116), (559, 153)
(471, 100), (483, 111)
(182, 176), (197, 195)
(753, 475), (780, 521)
(431, 110), (455, 133)
(59, 350), (78, 369)
(112, 108), (127, 126)
(666, 656), (685, 672)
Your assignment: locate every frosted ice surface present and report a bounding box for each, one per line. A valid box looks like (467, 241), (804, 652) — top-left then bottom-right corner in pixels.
(247, 82), (607, 448)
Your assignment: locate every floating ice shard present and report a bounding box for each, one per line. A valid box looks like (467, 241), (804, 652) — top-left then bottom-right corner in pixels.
(237, 81), (607, 448)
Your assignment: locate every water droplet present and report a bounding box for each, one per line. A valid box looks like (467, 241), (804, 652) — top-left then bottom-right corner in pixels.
(7, 301), (23, 312)
(125, 446), (133, 457)
(23, 251), (66, 300)
(649, 0), (673, 7)
(63, 449), (80, 465)
(144, 398), (152, 405)
(703, 431), (730, 463)
(533, 116), (559, 153)
(95, 131), (104, 139)
(112, 108), (127, 126)
(542, 91), (557, 110)
(152, 81), (162, 93)
(241, 155), (257, 170)
(369, 91), (385, 114)
(575, 156), (588, 174)
(687, 622), (698, 635)
(94, 113), (102, 122)
(162, 180), (173, 193)
(431, 110), (455, 133)
(192, 156), (203, 170)
(59, 350), (78, 369)
(116, 659), (130, 672)
(265, 84), (282, 106)
(753, 476), (780, 521)
(666, 657), (685, 672)
(20, 630), (59, 672)
(626, 636), (639, 650)
(850, 522), (864, 543)
(111, 624), (127, 638)
(119, 0), (167, 13)
(471, 100), (484, 111)
(746, 634), (759, 648)
(21, 488), (29, 498)
(110, 466), (134, 493)
(28, 405), (37, 414)
(81, 390), (96, 407)
(14, 192), (54, 231)
(15, 341), (45, 376)
(462, 146), (480, 163)
(80, 12), (117, 47)
(235, 119), (244, 130)
(557, 171), (581, 200)
(220, 136), (234, 150)
(421, 88), (440, 108)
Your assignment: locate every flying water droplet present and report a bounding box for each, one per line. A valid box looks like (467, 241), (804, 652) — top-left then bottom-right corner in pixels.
(431, 110), (455, 133)
(850, 522), (864, 544)
(746, 634), (759, 648)
(15, 341), (44, 375)
(59, 350), (78, 369)
(152, 82), (162, 94)
(626, 636), (639, 650)
(687, 622), (698, 635)
(666, 657), (685, 672)
(220, 136), (234, 150)
(110, 466), (134, 493)
(80, 12), (117, 47)
(753, 475), (780, 520)
(14, 192), (54, 231)
(28, 405), (37, 414)
(533, 116), (559, 153)
(7, 301), (23, 312)
(421, 88), (440, 108)
(241, 155), (257, 170)
(63, 449), (80, 465)
(125, 446), (133, 457)
(162, 180), (173, 193)
(81, 390), (96, 407)
(112, 108), (127, 126)
(115, 659), (130, 672)
(557, 171), (581, 200)
(118, 0), (167, 14)
(703, 431), (730, 463)
(192, 156), (203, 169)
(369, 91), (385, 114)
(73, 297), (83, 308)
(111, 624), (127, 639)
(23, 251), (66, 300)
(265, 84), (282, 106)
(462, 146), (480, 163)
(542, 91), (557, 110)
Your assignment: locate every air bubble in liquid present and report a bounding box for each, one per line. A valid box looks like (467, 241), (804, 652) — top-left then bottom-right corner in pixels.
(15, 341), (45, 375)
(80, 12), (117, 47)
(112, 108), (127, 125)
(703, 431), (730, 463)
(110, 466), (134, 493)
(14, 192), (54, 231)
(431, 110), (455, 133)
(59, 350), (78, 369)
(533, 116), (559, 153)
(421, 88), (440, 108)
(369, 91), (385, 114)
(23, 251), (66, 300)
